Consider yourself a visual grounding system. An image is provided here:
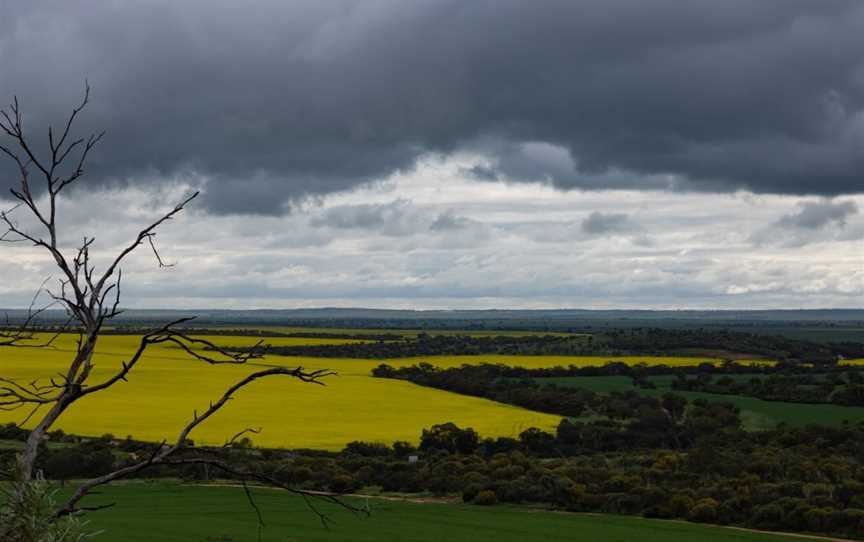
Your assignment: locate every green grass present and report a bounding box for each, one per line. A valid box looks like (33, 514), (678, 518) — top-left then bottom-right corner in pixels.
(541, 376), (864, 431)
(81, 482), (822, 542)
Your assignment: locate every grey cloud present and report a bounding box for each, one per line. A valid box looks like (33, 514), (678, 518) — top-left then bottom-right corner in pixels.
(430, 212), (476, 231)
(308, 199), (484, 242)
(776, 200), (858, 229)
(310, 200), (420, 236)
(1, 179), (861, 309)
(481, 142), (677, 191)
(581, 212), (633, 234)
(461, 165), (499, 181)
(750, 198), (861, 246)
(2, 0), (864, 214)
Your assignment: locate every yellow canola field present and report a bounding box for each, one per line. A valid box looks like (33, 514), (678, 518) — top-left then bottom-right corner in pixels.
(0, 335), (772, 450)
(0, 335), (560, 450)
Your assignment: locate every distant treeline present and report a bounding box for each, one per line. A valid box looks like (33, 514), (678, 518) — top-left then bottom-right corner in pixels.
(671, 372), (864, 407)
(595, 328), (864, 362)
(0, 326), (395, 341)
(257, 333), (592, 358)
(244, 328), (864, 362)
(375, 361), (864, 413)
(375, 362), (668, 421)
(372, 362), (857, 421)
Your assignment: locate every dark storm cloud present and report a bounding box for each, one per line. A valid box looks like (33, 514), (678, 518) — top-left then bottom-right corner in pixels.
(2, 0), (864, 213)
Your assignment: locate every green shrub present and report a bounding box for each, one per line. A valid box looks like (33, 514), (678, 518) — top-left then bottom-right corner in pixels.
(473, 490), (498, 506)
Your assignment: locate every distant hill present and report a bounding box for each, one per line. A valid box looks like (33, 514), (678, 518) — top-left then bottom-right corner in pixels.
(3, 307), (863, 333)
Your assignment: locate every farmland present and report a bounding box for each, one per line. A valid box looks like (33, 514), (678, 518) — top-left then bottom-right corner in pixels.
(3, 3), (864, 538)
(5, 326), (864, 541)
(0, 334), (565, 449)
(0, 331), (780, 449)
(81, 482), (828, 542)
(537, 375), (864, 430)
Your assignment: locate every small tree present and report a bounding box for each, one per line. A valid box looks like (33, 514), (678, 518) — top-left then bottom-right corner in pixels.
(0, 86), (342, 537)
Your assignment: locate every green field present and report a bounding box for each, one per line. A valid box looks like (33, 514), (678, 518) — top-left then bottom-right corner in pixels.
(541, 376), (864, 430)
(80, 482), (826, 542)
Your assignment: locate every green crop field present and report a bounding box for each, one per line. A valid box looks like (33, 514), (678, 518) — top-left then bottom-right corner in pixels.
(79, 482), (825, 542)
(541, 376), (864, 430)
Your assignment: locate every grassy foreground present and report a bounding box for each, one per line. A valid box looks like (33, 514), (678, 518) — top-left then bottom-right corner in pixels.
(82, 482), (825, 542)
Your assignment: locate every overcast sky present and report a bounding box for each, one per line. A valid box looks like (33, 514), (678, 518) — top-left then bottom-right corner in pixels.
(1, 0), (862, 309)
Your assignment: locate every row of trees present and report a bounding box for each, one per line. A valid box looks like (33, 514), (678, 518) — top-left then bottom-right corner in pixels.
(376, 362), (864, 413)
(6, 418), (864, 539)
(250, 327), (864, 362)
(672, 372), (864, 406)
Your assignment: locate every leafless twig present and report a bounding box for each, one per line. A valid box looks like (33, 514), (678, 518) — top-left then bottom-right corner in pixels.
(0, 85), (342, 528)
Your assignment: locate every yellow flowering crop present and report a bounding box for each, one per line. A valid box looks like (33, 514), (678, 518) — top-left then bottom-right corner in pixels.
(0, 335), (559, 450)
(0, 334), (771, 450)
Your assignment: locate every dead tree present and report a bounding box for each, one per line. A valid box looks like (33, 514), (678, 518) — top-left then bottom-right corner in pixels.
(0, 86), (345, 526)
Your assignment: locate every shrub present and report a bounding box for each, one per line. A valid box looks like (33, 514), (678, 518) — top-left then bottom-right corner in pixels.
(668, 494), (694, 519)
(473, 490), (498, 506)
(0, 467), (95, 542)
(329, 474), (356, 494)
(688, 498), (719, 523)
(462, 484), (482, 503)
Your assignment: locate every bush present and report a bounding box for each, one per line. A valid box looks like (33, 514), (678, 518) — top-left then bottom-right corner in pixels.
(751, 503), (785, 530)
(343, 441), (391, 457)
(473, 490), (498, 506)
(688, 498), (719, 523)
(668, 494), (694, 519)
(0, 469), (95, 542)
(329, 474), (356, 494)
(462, 484), (482, 503)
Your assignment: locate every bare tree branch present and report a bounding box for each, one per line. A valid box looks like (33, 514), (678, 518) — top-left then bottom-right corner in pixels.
(224, 427), (262, 448)
(60, 365), (334, 515)
(0, 84), (341, 531)
(0, 280), (64, 348)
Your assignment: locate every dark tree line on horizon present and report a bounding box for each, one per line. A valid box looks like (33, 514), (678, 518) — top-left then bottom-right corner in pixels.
(249, 328), (864, 363)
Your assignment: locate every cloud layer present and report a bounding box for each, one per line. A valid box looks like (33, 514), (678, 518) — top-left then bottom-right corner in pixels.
(2, 1), (864, 214)
(1, 158), (861, 309)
